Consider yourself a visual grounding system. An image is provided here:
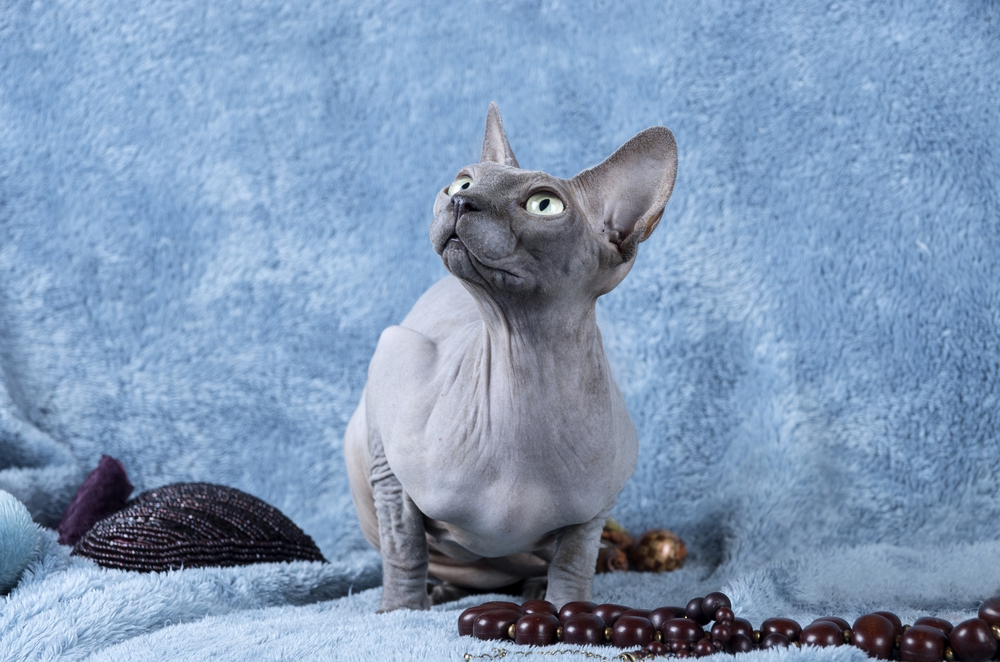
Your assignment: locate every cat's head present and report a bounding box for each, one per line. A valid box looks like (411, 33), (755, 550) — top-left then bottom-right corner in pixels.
(431, 103), (677, 308)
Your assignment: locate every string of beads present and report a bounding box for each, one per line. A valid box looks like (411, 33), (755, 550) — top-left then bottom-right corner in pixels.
(459, 591), (1000, 661)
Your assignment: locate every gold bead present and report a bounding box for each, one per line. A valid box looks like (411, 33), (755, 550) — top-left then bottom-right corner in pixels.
(843, 629), (852, 644)
(992, 625), (1000, 642)
(654, 631), (662, 642)
(753, 630), (761, 644)
(508, 623), (516, 640)
(464, 655), (472, 661)
(556, 626), (563, 641)
(945, 646), (955, 662)
(895, 634), (902, 649)
(619, 654), (640, 662)
(605, 627), (613, 641)
(628, 529), (687, 572)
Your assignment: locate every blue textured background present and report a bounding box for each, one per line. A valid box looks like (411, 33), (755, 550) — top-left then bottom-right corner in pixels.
(2, 1), (999, 659)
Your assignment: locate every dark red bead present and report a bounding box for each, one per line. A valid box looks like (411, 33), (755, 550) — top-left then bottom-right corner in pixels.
(663, 617), (705, 643)
(686, 598), (710, 625)
(801, 620), (844, 648)
(558, 601), (598, 622)
(675, 649), (691, 658)
(915, 617), (954, 637)
(761, 617), (801, 642)
(874, 611), (904, 637)
(852, 614), (896, 660)
(561, 613), (606, 646)
(694, 639), (715, 657)
(649, 606), (686, 631)
(521, 599), (557, 616)
(480, 601), (524, 614)
(473, 609), (521, 641)
(727, 633), (755, 653)
(978, 596), (1000, 629)
(646, 641), (668, 656)
(714, 607), (735, 625)
(612, 615), (655, 649)
(622, 608), (652, 620)
(949, 618), (999, 662)
(711, 623), (732, 643)
(761, 633), (791, 649)
(593, 604), (630, 627)
(731, 617), (754, 640)
(814, 616), (851, 631)
(899, 624), (947, 662)
(459, 606), (488, 637)
(514, 613), (560, 646)
(670, 640), (692, 654)
(702, 592), (732, 621)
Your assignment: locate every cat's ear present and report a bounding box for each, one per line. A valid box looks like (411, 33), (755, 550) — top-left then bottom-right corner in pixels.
(481, 102), (520, 168)
(573, 126), (677, 262)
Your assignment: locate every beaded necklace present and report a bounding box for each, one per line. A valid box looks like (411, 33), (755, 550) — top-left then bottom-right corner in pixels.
(459, 591), (1000, 662)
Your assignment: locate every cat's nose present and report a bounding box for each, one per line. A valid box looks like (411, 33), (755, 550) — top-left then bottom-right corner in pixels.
(451, 195), (480, 218)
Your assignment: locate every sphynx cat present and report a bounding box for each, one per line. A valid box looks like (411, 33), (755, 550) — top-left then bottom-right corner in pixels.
(345, 104), (677, 612)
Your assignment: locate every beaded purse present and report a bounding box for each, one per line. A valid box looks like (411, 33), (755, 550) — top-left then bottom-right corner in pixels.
(65, 474), (325, 571)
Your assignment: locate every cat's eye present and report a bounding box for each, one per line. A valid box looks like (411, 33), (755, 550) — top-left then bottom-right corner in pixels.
(447, 177), (473, 196)
(525, 192), (565, 216)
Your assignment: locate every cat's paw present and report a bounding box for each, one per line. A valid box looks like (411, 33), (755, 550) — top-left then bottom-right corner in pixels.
(428, 582), (471, 606)
(378, 587), (431, 612)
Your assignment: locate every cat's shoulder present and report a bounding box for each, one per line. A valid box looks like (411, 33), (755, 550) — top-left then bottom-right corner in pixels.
(368, 276), (479, 393)
(398, 275), (480, 342)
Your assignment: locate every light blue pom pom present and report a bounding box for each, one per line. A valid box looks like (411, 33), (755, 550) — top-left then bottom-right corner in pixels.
(0, 489), (40, 595)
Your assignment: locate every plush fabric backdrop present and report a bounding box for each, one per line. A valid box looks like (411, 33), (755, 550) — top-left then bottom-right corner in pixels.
(1, 0), (998, 659)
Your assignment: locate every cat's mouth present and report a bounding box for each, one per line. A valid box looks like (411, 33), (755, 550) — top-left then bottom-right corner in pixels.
(438, 230), (523, 287)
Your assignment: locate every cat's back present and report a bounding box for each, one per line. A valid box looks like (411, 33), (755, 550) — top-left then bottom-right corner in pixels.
(398, 275), (481, 343)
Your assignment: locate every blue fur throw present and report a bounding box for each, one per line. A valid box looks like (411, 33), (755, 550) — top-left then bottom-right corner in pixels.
(1, 0), (998, 659)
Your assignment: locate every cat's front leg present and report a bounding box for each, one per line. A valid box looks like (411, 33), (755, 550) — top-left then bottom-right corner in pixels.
(370, 436), (430, 612)
(544, 513), (608, 609)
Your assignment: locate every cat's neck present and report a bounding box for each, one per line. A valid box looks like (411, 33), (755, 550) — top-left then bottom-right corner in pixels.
(467, 291), (612, 411)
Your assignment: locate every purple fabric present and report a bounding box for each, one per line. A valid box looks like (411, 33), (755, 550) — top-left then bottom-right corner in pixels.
(57, 456), (134, 546)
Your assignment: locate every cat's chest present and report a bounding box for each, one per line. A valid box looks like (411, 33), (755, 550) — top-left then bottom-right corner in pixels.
(376, 351), (635, 555)
(403, 429), (611, 557)
(366, 286), (638, 554)
(388, 385), (618, 504)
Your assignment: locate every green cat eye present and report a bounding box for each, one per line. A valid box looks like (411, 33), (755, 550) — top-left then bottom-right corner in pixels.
(525, 192), (565, 216)
(447, 177), (473, 196)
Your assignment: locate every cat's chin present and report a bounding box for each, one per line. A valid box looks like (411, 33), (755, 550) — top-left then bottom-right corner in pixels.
(440, 247), (481, 285)
(440, 235), (467, 262)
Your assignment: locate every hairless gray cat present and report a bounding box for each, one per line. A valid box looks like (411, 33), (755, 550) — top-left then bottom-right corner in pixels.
(345, 104), (677, 612)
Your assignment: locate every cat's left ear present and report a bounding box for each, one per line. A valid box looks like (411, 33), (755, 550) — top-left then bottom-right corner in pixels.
(573, 127), (677, 262)
(481, 102), (519, 168)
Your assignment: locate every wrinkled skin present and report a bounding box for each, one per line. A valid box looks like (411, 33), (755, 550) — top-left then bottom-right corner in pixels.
(344, 104), (677, 611)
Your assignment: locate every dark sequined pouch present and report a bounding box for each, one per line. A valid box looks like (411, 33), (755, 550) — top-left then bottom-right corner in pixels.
(72, 482), (325, 571)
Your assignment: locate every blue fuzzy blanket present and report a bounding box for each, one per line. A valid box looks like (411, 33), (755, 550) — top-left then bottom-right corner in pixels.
(2, 1), (999, 659)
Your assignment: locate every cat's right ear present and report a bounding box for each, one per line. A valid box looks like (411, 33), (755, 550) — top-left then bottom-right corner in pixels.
(573, 127), (677, 264)
(481, 103), (519, 168)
